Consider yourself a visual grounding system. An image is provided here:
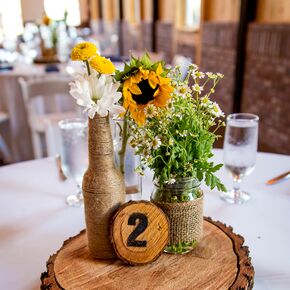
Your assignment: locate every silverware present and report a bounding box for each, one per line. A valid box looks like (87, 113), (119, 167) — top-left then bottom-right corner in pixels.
(266, 170), (290, 185)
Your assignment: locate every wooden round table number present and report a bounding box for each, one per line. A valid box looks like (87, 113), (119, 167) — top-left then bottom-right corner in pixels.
(111, 201), (169, 265)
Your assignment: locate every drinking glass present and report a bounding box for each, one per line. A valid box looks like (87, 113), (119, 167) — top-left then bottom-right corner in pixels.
(58, 118), (88, 206)
(112, 117), (142, 200)
(220, 113), (259, 204)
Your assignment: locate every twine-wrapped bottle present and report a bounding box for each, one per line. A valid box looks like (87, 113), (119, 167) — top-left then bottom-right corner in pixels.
(82, 114), (125, 259)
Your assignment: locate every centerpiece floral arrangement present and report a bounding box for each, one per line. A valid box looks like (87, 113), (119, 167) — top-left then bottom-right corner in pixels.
(68, 41), (227, 256)
(116, 54), (226, 192)
(116, 53), (226, 254)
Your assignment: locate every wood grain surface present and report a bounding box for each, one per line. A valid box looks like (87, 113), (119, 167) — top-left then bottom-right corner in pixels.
(41, 217), (254, 290)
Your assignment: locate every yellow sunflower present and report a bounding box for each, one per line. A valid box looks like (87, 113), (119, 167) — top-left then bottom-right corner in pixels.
(123, 63), (173, 125)
(89, 55), (115, 74)
(71, 42), (97, 61)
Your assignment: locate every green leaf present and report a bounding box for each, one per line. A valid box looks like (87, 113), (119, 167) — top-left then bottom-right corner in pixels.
(210, 175), (217, 190)
(211, 163), (223, 172)
(205, 172), (211, 186)
(141, 53), (152, 67)
(196, 170), (203, 181)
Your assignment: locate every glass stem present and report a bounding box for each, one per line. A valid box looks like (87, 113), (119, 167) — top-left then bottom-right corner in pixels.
(233, 177), (242, 198)
(76, 183), (83, 200)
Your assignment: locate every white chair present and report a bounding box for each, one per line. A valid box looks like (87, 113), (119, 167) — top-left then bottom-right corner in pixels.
(18, 76), (79, 158)
(172, 55), (192, 80)
(0, 111), (11, 163)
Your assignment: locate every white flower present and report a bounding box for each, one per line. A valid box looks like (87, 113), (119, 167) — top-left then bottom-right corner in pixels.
(211, 102), (225, 117)
(217, 73), (224, 78)
(69, 74), (125, 119)
(145, 104), (156, 118)
(206, 72), (217, 79)
(192, 84), (203, 94)
(152, 137), (161, 150)
(191, 71), (205, 80)
(174, 83), (191, 96)
(188, 64), (198, 71)
(201, 96), (211, 107)
(167, 178), (176, 184)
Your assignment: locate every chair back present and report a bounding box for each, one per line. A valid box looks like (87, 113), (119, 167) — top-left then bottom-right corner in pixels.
(18, 76), (75, 117)
(18, 76), (79, 158)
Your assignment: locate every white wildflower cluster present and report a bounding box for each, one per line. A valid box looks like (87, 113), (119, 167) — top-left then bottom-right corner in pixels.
(200, 96), (225, 118)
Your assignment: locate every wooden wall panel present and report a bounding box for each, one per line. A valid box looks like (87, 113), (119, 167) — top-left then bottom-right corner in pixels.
(256, 0), (290, 23)
(203, 0), (240, 22)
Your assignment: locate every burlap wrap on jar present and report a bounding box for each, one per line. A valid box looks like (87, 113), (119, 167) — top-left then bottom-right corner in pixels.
(151, 178), (203, 253)
(154, 195), (203, 246)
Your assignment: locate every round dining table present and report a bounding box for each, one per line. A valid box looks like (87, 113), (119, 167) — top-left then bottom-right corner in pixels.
(0, 149), (289, 290)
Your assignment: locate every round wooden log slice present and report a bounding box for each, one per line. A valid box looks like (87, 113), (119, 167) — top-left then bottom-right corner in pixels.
(110, 200), (170, 265)
(41, 217), (254, 290)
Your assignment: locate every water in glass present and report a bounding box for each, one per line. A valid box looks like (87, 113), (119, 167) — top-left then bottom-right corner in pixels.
(59, 119), (88, 206)
(221, 113), (259, 204)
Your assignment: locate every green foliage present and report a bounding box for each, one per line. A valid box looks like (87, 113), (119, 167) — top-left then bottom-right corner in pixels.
(115, 52), (168, 82)
(165, 240), (198, 254)
(129, 65), (227, 192)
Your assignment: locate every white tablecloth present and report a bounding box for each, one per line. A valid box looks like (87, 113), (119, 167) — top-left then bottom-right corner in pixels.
(0, 149), (290, 290)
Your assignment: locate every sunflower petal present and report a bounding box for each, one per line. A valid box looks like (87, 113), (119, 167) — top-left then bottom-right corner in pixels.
(131, 72), (142, 83)
(136, 110), (146, 126)
(129, 84), (142, 95)
(154, 91), (170, 107)
(148, 74), (159, 89)
(156, 63), (163, 75)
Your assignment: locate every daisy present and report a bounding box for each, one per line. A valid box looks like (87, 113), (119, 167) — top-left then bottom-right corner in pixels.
(192, 84), (203, 94)
(152, 137), (161, 150)
(69, 74), (125, 119)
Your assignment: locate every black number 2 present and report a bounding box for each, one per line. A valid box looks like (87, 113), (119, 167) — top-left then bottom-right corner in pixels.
(127, 213), (148, 247)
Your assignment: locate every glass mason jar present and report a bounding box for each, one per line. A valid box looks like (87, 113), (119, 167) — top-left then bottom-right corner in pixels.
(151, 177), (204, 254)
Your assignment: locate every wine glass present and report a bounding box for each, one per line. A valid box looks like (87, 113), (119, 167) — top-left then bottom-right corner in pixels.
(58, 118), (88, 206)
(220, 113), (259, 204)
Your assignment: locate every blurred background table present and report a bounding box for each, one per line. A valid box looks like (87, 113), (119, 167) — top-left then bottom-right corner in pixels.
(0, 149), (290, 290)
(0, 63), (71, 162)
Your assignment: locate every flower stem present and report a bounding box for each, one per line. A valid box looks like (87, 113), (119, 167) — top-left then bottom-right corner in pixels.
(118, 111), (129, 175)
(84, 60), (91, 76)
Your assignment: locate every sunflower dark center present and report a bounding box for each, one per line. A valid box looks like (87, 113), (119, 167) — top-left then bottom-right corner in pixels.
(131, 79), (159, 105)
